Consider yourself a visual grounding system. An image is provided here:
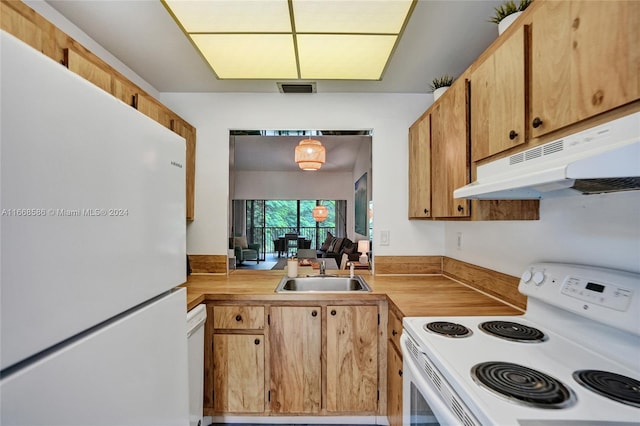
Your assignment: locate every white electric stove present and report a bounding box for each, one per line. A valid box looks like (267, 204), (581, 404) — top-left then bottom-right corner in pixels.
(402, 262), (640, 426)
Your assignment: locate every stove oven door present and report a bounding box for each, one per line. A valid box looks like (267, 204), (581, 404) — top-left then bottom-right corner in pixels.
(401, 334), (477, 426)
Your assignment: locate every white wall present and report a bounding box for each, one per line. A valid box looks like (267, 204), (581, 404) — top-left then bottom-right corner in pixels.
(160, 92), (439, 257)
(234, 171), (353, 201)
(445, 191), (640, 276)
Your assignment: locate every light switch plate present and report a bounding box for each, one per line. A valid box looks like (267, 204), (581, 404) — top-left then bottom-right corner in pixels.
(380, 230), (390, 246)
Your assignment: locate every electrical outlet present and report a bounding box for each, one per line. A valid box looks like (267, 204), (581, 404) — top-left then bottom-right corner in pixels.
(380, 230), (390, 246)
(456, 232), (462, 250)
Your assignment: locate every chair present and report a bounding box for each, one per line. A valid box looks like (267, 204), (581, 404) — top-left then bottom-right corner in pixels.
(233, 236), (260, 265)
(284, 233), (298, 257)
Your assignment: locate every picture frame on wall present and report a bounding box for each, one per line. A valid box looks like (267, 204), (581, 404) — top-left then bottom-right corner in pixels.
(354, 172), (367, 235)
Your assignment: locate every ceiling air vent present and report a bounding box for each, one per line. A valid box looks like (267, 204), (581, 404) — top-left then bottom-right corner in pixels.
(277, 82), (316, 93)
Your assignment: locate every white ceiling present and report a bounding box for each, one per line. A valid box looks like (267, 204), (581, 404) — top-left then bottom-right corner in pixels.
(44, 0), (504, 172)
(232, 134), (371, 172)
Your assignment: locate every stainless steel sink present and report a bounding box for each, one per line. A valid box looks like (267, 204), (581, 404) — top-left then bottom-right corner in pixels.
(275, 275), (371, 293)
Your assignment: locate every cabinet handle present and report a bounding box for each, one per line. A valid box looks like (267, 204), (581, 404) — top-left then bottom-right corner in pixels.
(509, 130), (518, 140)
(457, 204), (464, 212)
(423, 208), (429, 214)
(399, 369), (403, 377)
(254, 338), (260, 345)
(331, 309), (337, 316)
(235, 315), (242, 322)
(392, 329), (398, 336)
(311, 310), (317, 317)
(532, 117), (543, 128)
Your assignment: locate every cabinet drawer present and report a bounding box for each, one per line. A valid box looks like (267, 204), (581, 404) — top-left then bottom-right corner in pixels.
(213, 306), (264, 329)
(388, 309), (403, 352)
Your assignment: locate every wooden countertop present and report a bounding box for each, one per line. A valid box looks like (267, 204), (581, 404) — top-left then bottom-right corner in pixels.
(183, 270), (523, 317)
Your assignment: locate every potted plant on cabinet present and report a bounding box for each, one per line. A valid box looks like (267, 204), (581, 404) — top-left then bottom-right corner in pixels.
(429, 74), (454, 101)
(490, 0), (533, 35)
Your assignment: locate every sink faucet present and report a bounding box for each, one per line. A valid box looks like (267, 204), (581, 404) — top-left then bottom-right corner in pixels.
(320, 260), (326, 275)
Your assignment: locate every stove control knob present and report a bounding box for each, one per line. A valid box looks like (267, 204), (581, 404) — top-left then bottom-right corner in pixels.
(521, 270), (532, 283)
(533, 271), (545, 286)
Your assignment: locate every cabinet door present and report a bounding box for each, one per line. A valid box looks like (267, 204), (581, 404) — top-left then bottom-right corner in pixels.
(64, 47), (112, 94)
(470, 25), (526, 161)
(386, 344), (403, 426)
(530, 0), (640, 137)
(326, 305), (378, 413)
(212, 334), (264, 413)
(135, 93), (172, 129)
(431, 80), (470, 218)
(269, 306), (321, 414)
(408, 116), (431, 219)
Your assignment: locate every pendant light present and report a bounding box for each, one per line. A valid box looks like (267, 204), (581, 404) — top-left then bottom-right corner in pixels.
(312, 205), (328, 222)
(295, 138), (325, 171)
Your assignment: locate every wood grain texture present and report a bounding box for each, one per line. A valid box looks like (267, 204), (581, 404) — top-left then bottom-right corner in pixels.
(269, 306), (321, 414)
(374, 256), (442, 275)
(443, 257), (526, 310)
(387, 309), (402, 354)
(408, 115), (431, 219)
(64, 47), (112, 93)
(386, 344), (403, 426)
(212, 334), (264, 413)
(326, 305), (378, 413)
(189, 254), (227, 273)
(212, 305), (264, 329)
(471, 26), (527, 162)
(471, 199), (540, 221)
(431, 77), (470, 218)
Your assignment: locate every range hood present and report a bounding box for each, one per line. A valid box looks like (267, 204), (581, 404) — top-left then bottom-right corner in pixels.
(454, 112), (640, 200)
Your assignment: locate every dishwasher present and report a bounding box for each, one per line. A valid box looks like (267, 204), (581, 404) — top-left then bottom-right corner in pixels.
(186, 304), (207, 426)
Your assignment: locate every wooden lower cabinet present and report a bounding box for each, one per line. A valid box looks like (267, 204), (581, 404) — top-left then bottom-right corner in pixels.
(326, 305), (379, 413)
(269, 306), (322, 414)
(386, 309), (404, 426)
(212, 334), (264, 413)
(205, 304), (266, 415)
(387, 344), (403, 426)
(205, 301), (383, 417)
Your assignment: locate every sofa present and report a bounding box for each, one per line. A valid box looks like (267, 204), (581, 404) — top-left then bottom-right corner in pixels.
(316, 232), (362, 263)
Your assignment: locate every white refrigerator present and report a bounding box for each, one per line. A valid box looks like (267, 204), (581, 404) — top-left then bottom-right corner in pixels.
(1, 31), (189, 425)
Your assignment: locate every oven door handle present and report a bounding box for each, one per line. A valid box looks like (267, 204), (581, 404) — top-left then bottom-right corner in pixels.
(401, 334), (480, 426)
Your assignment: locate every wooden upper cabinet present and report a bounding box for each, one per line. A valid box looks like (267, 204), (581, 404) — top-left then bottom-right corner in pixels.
(530, 0), (640, 137)
(64, 47), (112, 94)
(269, 306), (321, 414)
(326, 305), (378, 413)
(135, 93), (172, 129)
(431, 79), (470, 218)
(471, 25), (526, 162)
(408, 115), (431, 219)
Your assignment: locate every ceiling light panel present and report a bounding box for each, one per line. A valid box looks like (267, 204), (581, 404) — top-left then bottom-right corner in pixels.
(298, 34), (396, 79)
(192, 34), (297, 79)
(292, 0), (413, 34)
(162, 0), (416, 80)
(164, 0), (291, 33)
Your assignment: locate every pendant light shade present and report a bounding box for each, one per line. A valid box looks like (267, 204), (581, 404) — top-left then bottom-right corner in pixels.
(312, 205), (329, 222)
(295, 138), (325, 171)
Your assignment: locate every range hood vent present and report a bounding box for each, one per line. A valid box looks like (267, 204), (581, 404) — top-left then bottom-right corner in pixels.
(454, 112), (640, 200)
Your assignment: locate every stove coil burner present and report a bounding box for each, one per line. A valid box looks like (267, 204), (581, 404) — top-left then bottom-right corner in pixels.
(423, 321), (472, 338)
(573, 370), (640, 408)
(471, 361), (576, 409)
(479, 321), (547, 343)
